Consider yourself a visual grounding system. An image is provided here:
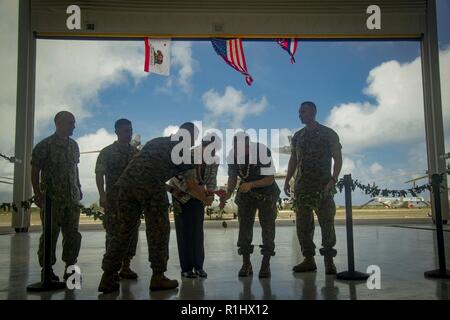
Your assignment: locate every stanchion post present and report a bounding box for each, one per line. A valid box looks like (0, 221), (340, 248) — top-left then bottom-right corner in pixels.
(344, 174), (355, 274)
(27, 195), (66, 291)
(424, 173), (450, 279)
(336, 174), (370, 281)
(42, 194), (52, 285)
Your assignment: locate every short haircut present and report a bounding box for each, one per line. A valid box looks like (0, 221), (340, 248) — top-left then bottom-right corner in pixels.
(180, 122), (195, 131)
(54, 111), (74, 123)
(114, 118), (132, 130)
(300, 101), (317, 113)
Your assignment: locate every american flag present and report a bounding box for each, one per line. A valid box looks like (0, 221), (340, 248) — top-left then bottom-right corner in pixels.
(277, 38), (298, 64)
(211, 38), (253, 86)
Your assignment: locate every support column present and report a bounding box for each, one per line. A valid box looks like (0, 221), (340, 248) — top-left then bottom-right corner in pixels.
(12, 0), (36, 231)
(421, 0), (449, 222)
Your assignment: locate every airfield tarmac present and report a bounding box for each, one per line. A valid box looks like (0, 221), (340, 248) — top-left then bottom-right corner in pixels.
(0, 208), (434, 229)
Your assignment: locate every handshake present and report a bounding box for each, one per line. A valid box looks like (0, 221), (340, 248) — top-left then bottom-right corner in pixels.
(206, 189), (230, 209)
(169, 183), (231, 209)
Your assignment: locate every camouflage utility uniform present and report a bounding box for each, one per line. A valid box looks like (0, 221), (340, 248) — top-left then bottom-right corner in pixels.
(291, 123), (342, 258)
(95, 141), (140, 260)
(101, 136), (194, 274)
(31, 133), (82, 267)
(229, 143), (280, 258)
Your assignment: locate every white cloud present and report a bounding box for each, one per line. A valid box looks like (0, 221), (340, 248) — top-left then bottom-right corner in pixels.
(0, 0), (146, 201)
(155, 41), (197, 95)
(0, 34), (146, 201)
(172, 42), (196, 93)
(369, 162), (384, 174)
(202, 86), (268, 128)
(322, 46), (450, 204)
(35, 40), (146, 135)
(163, 125), (180, 137)
(325, 46), (450, 154)
(278, 128), (295, 147)
(406, 134), (450, 176)
(76, 128), (116, 206)
(1, 35), (147, 201)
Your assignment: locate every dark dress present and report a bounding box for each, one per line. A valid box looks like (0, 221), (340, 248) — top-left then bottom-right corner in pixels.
(171, 164), (218, 273)
(174, 197), (205, 272)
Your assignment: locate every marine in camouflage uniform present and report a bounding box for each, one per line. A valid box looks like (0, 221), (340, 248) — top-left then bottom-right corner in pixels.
(99, 123), (197, 293)
(95, 140), (140, 278)
(226, 141), (280, 278)
(287, 102), (342, 274)
(31, 131), (82, 281)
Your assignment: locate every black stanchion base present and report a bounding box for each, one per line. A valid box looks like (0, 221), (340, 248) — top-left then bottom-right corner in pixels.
(424, 269), (450, 279)
(27, 280), (67, 292)
(336, 270), (370, 281)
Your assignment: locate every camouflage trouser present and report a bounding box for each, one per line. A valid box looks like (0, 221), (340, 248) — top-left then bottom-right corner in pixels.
(295, 193), (337, 258)
(103, 196), (140, 260)
(236, 192), (277, 257)
(38, 199), (82, 267)
(101, 185), (170, 274)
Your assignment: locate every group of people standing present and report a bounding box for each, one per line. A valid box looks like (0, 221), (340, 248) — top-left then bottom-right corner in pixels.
(30, 100), (342, 294)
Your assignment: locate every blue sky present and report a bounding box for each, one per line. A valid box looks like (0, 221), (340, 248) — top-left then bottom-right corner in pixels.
(1, 0), (449, 206)
(75, 40), (419, 136)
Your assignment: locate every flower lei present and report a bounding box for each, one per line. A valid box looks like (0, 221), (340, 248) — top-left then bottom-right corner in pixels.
(238, 163), (251, 180)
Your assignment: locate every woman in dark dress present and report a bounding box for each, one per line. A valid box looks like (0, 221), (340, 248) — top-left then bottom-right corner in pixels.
(169, 136), (220, 278)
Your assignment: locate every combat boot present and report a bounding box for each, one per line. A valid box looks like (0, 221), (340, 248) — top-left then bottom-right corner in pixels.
(258, 256), (271, 278)
(238, 254), (253, 277)
(119, 257), (138, 279)
(150, 273), (179, 291)
(63, 265), (83, 282)
(292, 256), (317, 273)
(41, 268), (60, 282)
(324, 256), (337, 275)
(98, 271), (120, 293)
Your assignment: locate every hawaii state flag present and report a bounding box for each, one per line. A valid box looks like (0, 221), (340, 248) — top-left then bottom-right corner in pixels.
(211, 38), (253, 86)
(144, 38), (171, 76)
(277, 38), (298, 64)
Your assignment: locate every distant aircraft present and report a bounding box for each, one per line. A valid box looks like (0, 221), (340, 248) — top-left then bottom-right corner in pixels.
(359, 196), (429, 209)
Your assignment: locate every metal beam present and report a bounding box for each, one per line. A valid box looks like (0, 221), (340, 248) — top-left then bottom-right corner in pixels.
(12, 0), (35, 230)
(421, 0), (449, 221)
(30, 0), (427, 37)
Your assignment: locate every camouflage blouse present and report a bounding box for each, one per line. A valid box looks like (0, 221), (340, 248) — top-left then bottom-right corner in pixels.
(31, 133), (81, 204)
(291, 123), (342, 195)
(95, 141), (138, 197)
(115, 136), (195, 190)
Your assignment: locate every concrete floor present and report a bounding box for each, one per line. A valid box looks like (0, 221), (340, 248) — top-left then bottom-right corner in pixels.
(0, 225), (449, 300)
